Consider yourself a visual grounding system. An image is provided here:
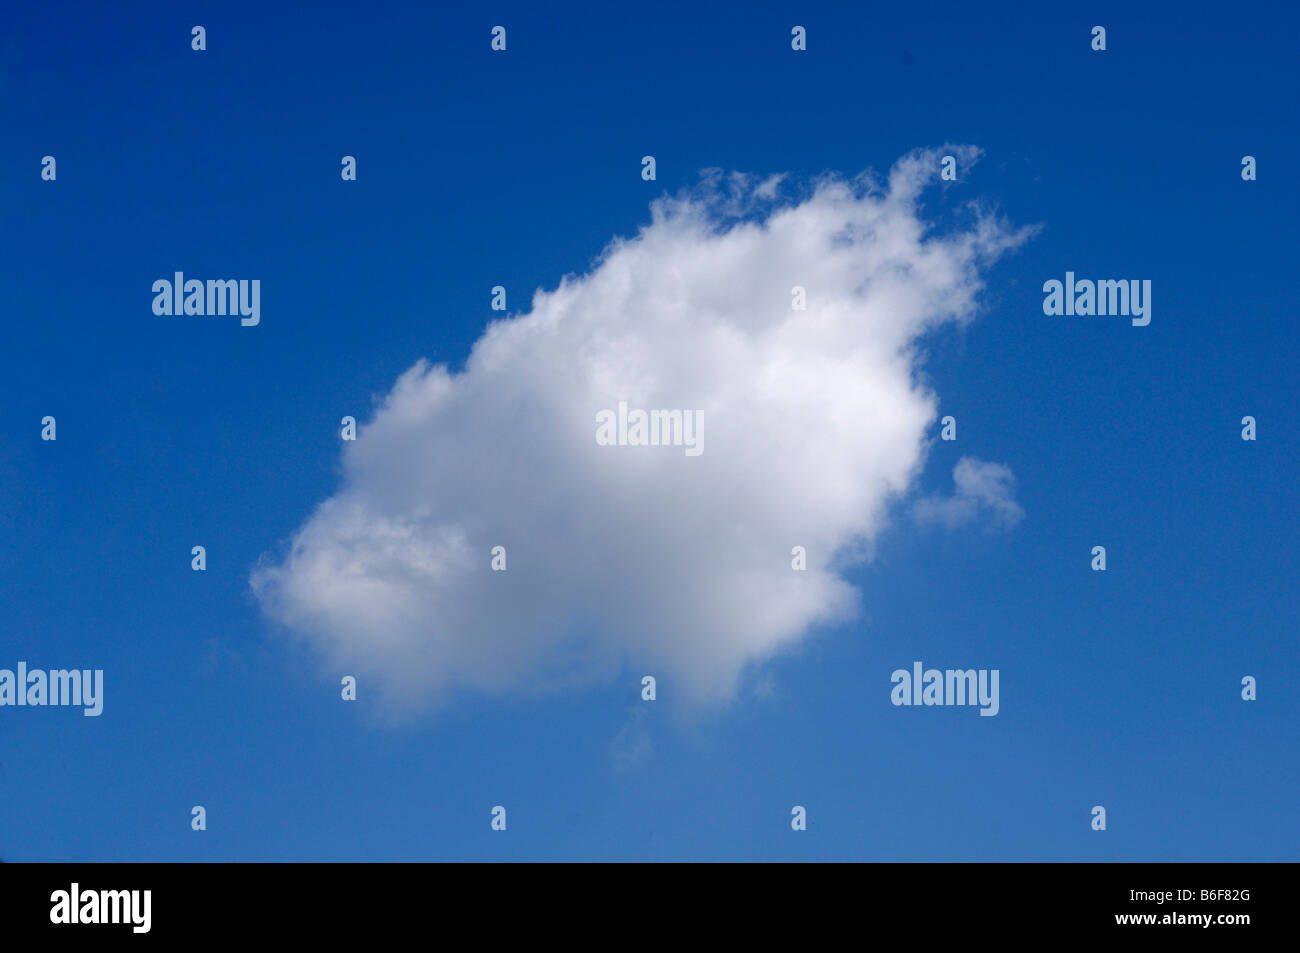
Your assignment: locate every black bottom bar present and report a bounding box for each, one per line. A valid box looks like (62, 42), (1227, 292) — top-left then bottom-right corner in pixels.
(0, 862), (1286, 940)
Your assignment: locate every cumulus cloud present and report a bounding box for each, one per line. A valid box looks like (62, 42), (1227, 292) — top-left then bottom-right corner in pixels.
(251, 147), (1032, 712)
(913, 456), (1025, 529)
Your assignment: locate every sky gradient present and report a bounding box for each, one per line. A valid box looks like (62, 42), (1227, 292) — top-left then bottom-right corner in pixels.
(2, 0), (1297, 860)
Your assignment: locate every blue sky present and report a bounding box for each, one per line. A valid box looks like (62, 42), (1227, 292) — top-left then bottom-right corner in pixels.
(2, 0), (1297, 860)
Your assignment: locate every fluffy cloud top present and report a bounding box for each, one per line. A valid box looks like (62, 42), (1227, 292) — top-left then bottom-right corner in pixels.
(913, 456), (1026, 529)
(251, 148), (1031, 711)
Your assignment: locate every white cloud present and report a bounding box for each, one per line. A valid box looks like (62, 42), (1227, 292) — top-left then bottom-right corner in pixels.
(913, 456), (1025, 529)
(251, 147), (1032, 712)
(609, 706), (655, 773)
